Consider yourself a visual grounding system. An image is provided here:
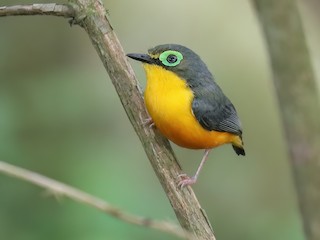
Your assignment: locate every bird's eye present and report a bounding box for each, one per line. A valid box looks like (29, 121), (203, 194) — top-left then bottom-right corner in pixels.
(159, 50), (183, 67)
(166, 54), (177, 63)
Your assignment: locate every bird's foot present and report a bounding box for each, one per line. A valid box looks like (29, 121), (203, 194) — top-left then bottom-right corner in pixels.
(143, 117), (155, 128)
(178, 174), (197, 188)
(139, 112), (155, 128)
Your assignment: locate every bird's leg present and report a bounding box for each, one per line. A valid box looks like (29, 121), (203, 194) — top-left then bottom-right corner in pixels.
(178, 149), (211, 188)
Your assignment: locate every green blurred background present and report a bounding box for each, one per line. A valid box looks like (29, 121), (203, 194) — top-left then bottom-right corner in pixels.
(1, 0), (319, 239)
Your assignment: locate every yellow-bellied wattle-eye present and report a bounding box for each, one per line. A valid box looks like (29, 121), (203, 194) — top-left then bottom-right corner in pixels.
(127, 44), (245, 187)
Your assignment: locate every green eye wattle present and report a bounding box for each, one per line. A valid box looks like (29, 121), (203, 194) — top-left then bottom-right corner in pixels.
(159, 50), (183, 67)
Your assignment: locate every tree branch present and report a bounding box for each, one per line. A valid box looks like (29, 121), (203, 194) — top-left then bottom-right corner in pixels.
(0, 4), (74, 18)
(67, 0), (216, 238)
(1, 2), (216, 239)
(252, 1), (320, 239)
(0, 161), (192, 239)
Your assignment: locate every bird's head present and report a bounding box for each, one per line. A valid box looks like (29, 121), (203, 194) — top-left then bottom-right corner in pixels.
(127, 44), (213, 87)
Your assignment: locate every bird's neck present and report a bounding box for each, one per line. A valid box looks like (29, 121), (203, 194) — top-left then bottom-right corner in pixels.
(143, 64), (189, 93)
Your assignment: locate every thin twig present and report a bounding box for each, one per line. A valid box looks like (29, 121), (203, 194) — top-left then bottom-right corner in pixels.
(0, 4), (74, 18)
(0, 161), (193, 240)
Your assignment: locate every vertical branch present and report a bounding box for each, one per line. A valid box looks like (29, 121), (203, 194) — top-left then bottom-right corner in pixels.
(253, 1), (320, 239)
(68, 0), (216, 239)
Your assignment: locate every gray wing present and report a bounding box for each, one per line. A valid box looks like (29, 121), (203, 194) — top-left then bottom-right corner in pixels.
(192, 94), (242, 136)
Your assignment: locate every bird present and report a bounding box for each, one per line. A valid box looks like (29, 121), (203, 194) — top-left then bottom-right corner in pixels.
(127, 44), (245, 187)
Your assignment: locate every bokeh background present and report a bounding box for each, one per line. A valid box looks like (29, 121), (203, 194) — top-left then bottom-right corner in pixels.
(1, 0), (319, 239)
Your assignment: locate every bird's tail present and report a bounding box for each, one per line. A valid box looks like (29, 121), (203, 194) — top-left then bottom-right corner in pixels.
(232, 136), (245, 156)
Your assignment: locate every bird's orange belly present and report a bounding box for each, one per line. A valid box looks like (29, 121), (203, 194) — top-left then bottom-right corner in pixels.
(150, 107), (237, 149)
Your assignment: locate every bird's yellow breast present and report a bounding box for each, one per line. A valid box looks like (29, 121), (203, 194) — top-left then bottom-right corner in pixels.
(143, 64), (238, 149)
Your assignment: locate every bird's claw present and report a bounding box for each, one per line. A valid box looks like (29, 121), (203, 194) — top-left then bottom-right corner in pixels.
(177, 174), (197, 188)
(139, 112), (155, 129)
(143, 117), (155, 128)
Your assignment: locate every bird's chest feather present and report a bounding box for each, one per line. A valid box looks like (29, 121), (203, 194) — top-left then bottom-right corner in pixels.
(143, 65), (194, 127)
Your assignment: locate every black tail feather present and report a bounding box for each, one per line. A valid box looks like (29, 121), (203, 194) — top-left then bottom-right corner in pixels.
(232, 145), (245, 156)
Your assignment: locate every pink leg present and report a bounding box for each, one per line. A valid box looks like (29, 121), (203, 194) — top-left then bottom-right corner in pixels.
(178, 149), (211, 188)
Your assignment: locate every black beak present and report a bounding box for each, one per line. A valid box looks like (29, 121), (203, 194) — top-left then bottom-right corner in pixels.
(126, 53), (154, 64)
